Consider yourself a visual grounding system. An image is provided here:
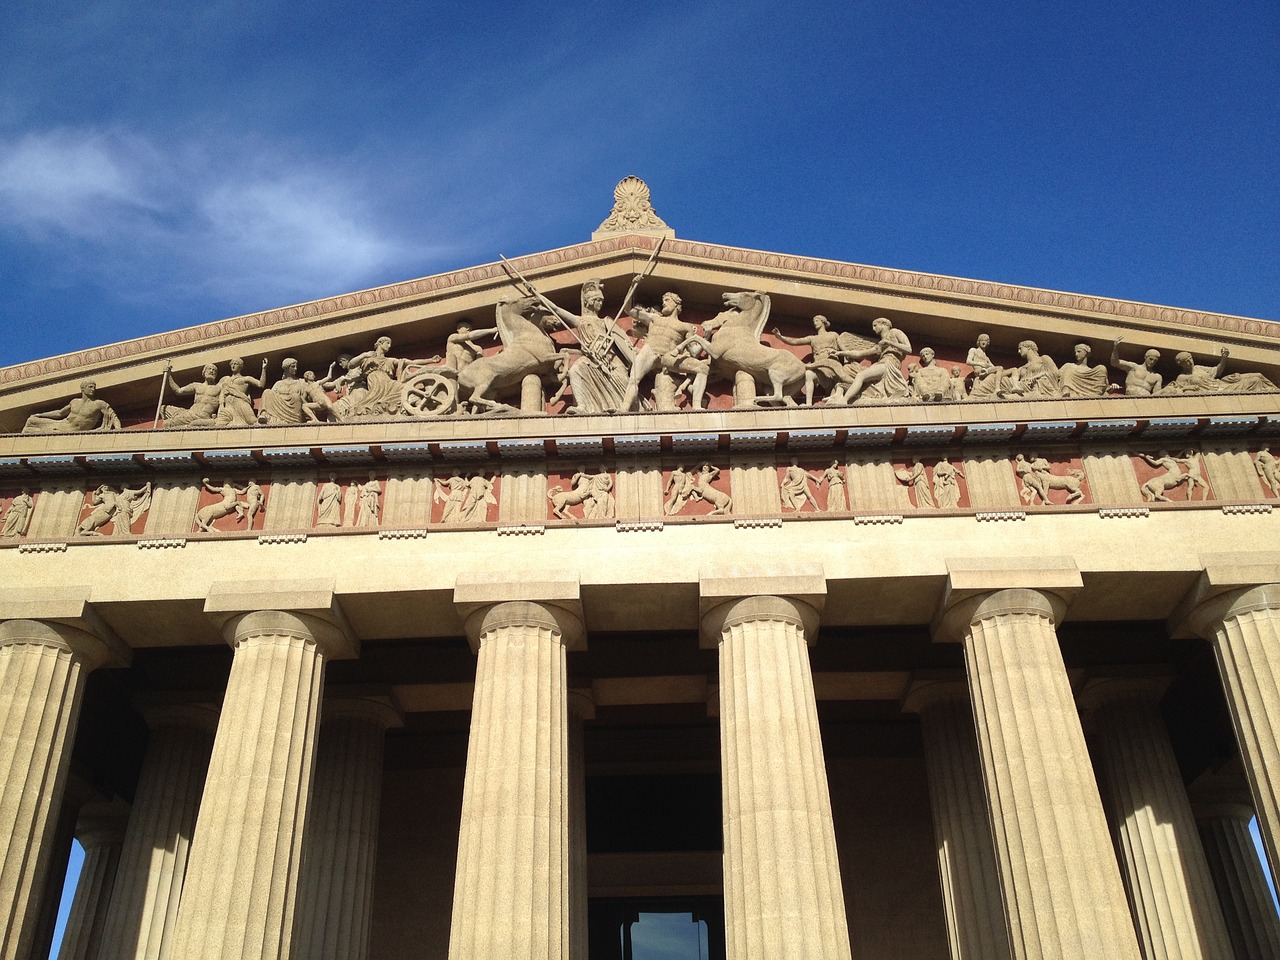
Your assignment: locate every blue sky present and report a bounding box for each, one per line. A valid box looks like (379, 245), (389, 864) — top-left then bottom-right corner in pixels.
(1, 1), (1277, 371)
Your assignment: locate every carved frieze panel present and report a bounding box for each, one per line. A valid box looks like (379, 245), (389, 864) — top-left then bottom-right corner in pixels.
(545, 468), (615, 522)
(0, 488), (36, 538)
(1013, 454), (1090, 506)
(894, 457), (974, 510)
(431, 471), (498, 526)
(1132, 451), (1212, 504)
(193, 478), (268, 533)
(662, 463), (732, 517)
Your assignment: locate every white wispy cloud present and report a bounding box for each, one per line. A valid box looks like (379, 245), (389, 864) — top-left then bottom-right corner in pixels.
(0, 127), (446, 312)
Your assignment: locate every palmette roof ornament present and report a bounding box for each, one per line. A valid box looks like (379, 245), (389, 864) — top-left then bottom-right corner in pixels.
(592, 176), (675, 240)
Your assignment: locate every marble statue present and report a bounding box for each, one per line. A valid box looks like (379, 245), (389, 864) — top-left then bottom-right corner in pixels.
(780, 460), (821, 511)
(443, 320), (495, 374)
(459, 296), (559, 413)
(623, 292), (709, 411)
(1110, 339), (1163, 396)
(595, 176), (672, 235)
(302, 370), (338, 422)
(335, 338), (410, 419)
(2, 490), (34, 538)
(76, 483), (152, 536)
(695, 292), (808, 406)
(534, 280), (634, 414)
(896, 457), (935, 508)
(909, 347), (951, 402)
(585, 471), (615, 519)
(462, 474), (496, 522)
(818, 460), (848, 512)
(196, 478), (262, 532)
(1058, 344), (1110, 398)
(771, 315), (857, 405)
(258, 358), (310, 425)
(932, 457), (963, 509)
(689, 464), (732, 515)
(946, 366), (969, 401)
(160, 363), (222, 427)
(834, 318), (911, 404)
(356, 475), (381, 527)
(1015, 454), (1085, 505)
(1159, 348), (1277, 395)
(1256, 447), (1279, 497)
(664, 465), (695, 516)
(22, 381), (121, 434)
(966, 334), (1003, 399)
(433, 477), (468, 524)
(1001, 341), (1061, 398)
(316, 476), (342, 526)
(1140, 451), (1206, 502)
(213, 358), (267, 427)
(549, 469), (614, 520)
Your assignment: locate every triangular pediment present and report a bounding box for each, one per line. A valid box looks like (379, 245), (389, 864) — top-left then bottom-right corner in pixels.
(1, 232), (1277, 436)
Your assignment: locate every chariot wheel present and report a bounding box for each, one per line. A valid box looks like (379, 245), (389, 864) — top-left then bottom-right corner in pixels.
(401, 371), (458, 417)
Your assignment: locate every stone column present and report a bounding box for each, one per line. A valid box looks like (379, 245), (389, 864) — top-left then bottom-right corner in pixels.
(937, 576), (1143, 960)
(1081, 678), (1234, 960)
(170, 585), (357, 960)
(567, 690), (594, 960)
(1184, 579), (1280, 885)
(701, 569), (852, 960)
(904, 680), (1012, 960)
(57, 806), (129, 960)
(97, 704), (218, 960)
(0, 590), (125, 960)
(1193, 789), (1280, 960)
(292, 694), (402, 960)
(449, 575), (584, 960)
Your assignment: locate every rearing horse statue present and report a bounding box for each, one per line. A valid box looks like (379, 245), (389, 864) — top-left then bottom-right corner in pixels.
(458, 295), (559, 412)
(689, 291), (809, 405)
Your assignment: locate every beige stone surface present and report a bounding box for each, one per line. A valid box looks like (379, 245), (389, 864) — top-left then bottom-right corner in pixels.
(949, 588), (1142, 960)
(381, 470), (431, 527)
(293, 696), (401, 960)
(729, 456), (783, 516)
(1202, 449), (1263, 502)
(146, 479), (202, 536)
(708, 592), (852, 960)
(498, 461), (547, 524)
(28, 483), (84, 539)
(907, 680), (1012, 960)
(1194, 797), (1280, 960)
(1082, 678), (1234, 959)
(262, 471), (317, 531)
(962, 454), (1023, 509)
(168, 611), (346, 960)
(97, 705), (217, 960)
(1082, 448), (1143, 506)
(446, 598), (576, 960)
(0, 618), (114, 960)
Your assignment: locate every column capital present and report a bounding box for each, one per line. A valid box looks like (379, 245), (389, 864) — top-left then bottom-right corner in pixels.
(322, 689), (404, 729)
(1169, 551), (1280, 639)
(698, 563), (826, 648)
(74, 802), (130, 850)
(1077, 675), (1172, 717)
(204, 579), (358, 660)
(454, 572), (584, 652)
(931, 558), (1081, 643)
(140, 702), (220, 732)
(0, 586), (130, 668)
(901, 676), (969, 715)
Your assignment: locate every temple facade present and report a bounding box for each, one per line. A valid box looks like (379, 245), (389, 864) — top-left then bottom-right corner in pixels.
(2, 179), (1280, 960)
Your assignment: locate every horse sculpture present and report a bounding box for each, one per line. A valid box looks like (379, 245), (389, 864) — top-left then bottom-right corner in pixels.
(458, 295), (559, 412)
(690, 291), (809, 405)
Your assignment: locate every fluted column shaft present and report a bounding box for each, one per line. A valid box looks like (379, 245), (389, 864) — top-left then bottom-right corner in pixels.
(566, 692), (593, 960)
(710, 594), (852, 960)
(292, 697), (400, 960)
(1191, 585), (1280, 885)
(1085, 681), (1234, 960)
(57, 811), (129, 960)
(1196, 800), (1280, 960)
(910, 682), (1012, 960)
(169, 610), (350, 960)
(956, 588), (1143, 960)
(0, 619), (114, 960)
(448, 600), (580, 960)
(97, 706), (217, 960)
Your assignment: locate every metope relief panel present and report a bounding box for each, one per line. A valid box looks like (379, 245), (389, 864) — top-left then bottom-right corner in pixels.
(313, 473), (382, 530)
(1082, 449), (1142, 506)
(961, 456), (1023, 509)
(846, 457), (911, 513)
(1202, 450), (1266, 502)
(731, 457), (783, 516)
(1133, 451), (1212, 503)
(1256, 448), (1280, 499)
(74, 483), (152, 536)
(662, 463), (732, 517)
(193, 478), (268, 533)
(1013, 454), (1089, 506)
(776, 458), (850, 514)
(431, 471), (498, 526)
(546, 468), (615, 521)
(892, 457), (970, 510)
(0, 488), (36, 538)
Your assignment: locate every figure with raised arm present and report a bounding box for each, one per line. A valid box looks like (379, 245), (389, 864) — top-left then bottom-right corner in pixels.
(76, 483), (152, 536)
(211, 358), (267, 426)
(772, 315), (856, 404)
(195, 478), (248, 532)
(1160, 347), (1277, 395)
(780, 459), (821, 511)
(23, 381), (121, 434)
(832, 318), (912, 403)
(1110, 338), (1163, 396)
(623, 292), (709, 411)
(160, 363), (222, 427)
(258, 358), (310, 425)
(526, 279), (635, 413)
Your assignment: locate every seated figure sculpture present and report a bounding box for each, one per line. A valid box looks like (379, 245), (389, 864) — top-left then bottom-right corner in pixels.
(1058, 343), (1110, 398)
(1159, 347), (1277, 395)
